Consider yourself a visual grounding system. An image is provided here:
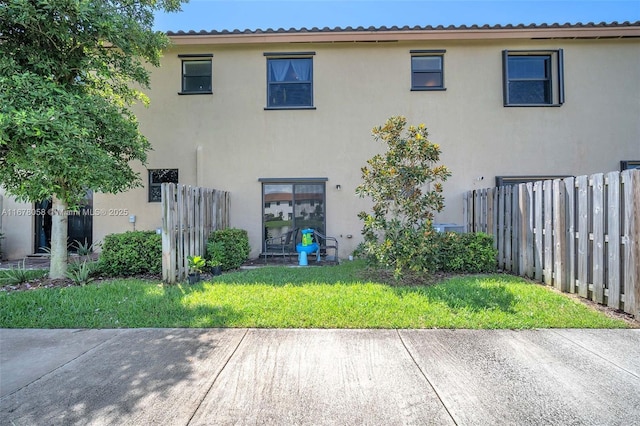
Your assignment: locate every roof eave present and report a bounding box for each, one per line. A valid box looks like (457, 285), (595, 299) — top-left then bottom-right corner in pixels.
(168, 24), (640, 45)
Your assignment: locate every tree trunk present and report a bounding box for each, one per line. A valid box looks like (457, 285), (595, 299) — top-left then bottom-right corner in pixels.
(49, 195), (68, 279)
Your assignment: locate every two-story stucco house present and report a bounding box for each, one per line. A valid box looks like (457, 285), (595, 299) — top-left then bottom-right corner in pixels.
(2, 21), (639, 260)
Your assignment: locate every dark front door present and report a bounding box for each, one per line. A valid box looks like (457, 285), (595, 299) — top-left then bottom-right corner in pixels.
(34, 192), (93, 253)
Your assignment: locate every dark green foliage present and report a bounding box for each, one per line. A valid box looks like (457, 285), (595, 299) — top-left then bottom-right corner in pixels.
(358, 229), (497, 276)
(0, 0), (184, 278)
(364, 221), (441, 277)
(207, 241), (225, 267)
(437, 232), (498, 273)
(356, 116), (451, 277)
(98, 231), (161, 276)
(72, 240), (96, 256)
(207, 228), (250, 271)
(66, 260), (97, 286)
(354, 118), (495, 277)
(67, 259), (101, 277)
(1, 261), (30, 285)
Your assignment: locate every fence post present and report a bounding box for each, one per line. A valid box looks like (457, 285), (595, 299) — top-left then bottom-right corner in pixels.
(161, 183), (176, 283)
(543, 180), (553, 285)
(504, 185), (513, 272)
(565, 177), (576, 294)
(487, 188), (494, 236)
(474, 189), (482, 233)
(606, 171), (622, 309)
(480, 188), (487, 233)
(497, 186), (505, 270)
(591, 174), (605, 304)
(177, 185), (185, 281)
(511, 185), (520, 275)
(633, 170), (640, 318)
(576, 175), (589, 298)
(623, 170), (640, 317)
(463, 191), (470, 232)
(553, 179), (568, 292)
(519, 183), (533, 277)
(533, 181), (543, 281)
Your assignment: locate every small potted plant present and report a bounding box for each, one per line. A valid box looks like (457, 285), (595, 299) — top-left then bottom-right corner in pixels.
(207, 241), (225, 276)
(187, 255), (206, 284)
(208, 258), (222, 276)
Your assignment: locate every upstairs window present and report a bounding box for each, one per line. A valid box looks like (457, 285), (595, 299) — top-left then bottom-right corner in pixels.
(265, 53), (314, 109)
(411, 50), (445, 90)
(179, 54), (212, 94)
(503, 50), (564, 106)
(148, 169), (179, 202)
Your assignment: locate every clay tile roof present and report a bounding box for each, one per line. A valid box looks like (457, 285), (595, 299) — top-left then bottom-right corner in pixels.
(166, 21), (640, 37)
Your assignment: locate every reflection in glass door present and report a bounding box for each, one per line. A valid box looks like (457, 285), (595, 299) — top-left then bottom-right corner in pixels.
(34, 191), (93, 253)
(293, 183), (324, 234)
(262, 181), (325, 248)
(263, 183), (294, 243)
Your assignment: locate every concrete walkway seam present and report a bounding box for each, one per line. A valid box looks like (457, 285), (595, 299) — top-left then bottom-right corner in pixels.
(550, 329), (640, 379)
(186, 328), (250, 425)
(396, 329), (459, 426)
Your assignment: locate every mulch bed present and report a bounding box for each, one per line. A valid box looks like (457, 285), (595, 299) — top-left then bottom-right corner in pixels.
(0, 256), (305, 293)
(0, 274), (163, 294)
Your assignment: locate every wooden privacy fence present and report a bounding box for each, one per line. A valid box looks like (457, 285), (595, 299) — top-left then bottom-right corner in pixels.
(161, 183), (230, 283)
(463, 169), (640, 317)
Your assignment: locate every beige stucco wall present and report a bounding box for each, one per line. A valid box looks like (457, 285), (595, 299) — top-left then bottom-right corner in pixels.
(3, 33), (639, 260)
(95, 36), (640, 260)
(0, 191), (34, 260)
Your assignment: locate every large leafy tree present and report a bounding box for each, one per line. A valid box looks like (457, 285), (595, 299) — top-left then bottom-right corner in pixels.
(356, 116), (451, 277)
(0, 0), (183, 278)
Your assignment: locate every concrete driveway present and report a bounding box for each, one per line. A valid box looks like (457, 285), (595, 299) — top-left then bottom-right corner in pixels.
(1, 328), (639, 425)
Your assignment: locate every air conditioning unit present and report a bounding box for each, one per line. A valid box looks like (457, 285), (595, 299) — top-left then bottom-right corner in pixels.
(433, 223), (464, 233)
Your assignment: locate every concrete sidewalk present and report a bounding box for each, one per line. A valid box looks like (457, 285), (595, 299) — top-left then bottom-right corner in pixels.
(1, 329), (639, 425)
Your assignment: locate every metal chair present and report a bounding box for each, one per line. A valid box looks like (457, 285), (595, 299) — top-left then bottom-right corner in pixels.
(263, 228), (299, 263)
(312, 230), (339, 263)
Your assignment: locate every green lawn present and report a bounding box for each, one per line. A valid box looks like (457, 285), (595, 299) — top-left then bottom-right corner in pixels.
(0, 261), (628, 329)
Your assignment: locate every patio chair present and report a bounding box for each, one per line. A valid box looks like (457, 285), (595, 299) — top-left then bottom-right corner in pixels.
(312, 230), (339, 263)
(263, 228), (299, 263)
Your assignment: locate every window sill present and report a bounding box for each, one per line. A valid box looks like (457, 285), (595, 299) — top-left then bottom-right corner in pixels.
(264, 106), (316, 110)
(178, 91), (213, 95)
(504, 103), (563, 107)
(411, 87), (446, 91)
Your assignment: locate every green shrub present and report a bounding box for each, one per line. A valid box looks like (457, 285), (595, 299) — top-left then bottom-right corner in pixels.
(66, 260), (97, 286)
(72, 239), (97, 256)
(358, 229), (497, 277)
(356, 116), (451, 278)
(1, 261), (30, 285)
(207, 228), (249, 271)
(437, 232), (497, 273)
(359, 221), (442, 278)
(98, 231), (161, 276)
(207, 240), (225, 267)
